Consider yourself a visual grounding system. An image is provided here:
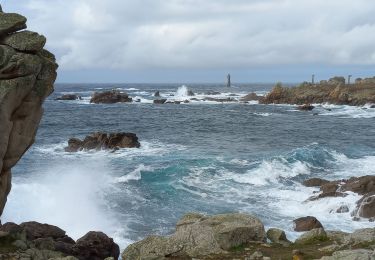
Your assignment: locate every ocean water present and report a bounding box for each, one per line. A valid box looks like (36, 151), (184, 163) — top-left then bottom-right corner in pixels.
(2, 83), (375, 249)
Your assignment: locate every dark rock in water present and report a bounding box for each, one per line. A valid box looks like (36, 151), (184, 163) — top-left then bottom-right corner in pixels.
(370, 105), (375, 108)
(187, 90), (195, 96)
(293, 216), (323, 232)
(19, 221), (66, 240)
(240, 92), (263, 102)
(354, 192), (375, 219)
(55, 94), (82, 100)
(204, 91), (221, 95)
(0, 12), (27, 35)
(154, 91), (160, 97)
(303, 178), (329, 187)
(153, 99), (167, 104)
(336, 205), (349, 213)
(298, 104), (315, 111)
(73, 231), (120, 260)
(90, 90), (132, 104)
(183, 100), (190, 103)
(205, 97), (235, 102)
(65, 132), (140, 152)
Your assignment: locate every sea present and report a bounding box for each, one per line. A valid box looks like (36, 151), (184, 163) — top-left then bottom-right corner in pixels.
(3, 83), (375, 249)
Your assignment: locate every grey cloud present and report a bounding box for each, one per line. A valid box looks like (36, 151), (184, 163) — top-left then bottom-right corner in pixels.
(3, 0), (375, 71)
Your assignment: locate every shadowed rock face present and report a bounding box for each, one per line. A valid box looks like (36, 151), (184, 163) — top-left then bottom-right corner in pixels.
(0, 8), (58, 216)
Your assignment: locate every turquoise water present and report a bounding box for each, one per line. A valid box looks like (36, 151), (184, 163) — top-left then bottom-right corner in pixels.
(3, 83), (375, 248)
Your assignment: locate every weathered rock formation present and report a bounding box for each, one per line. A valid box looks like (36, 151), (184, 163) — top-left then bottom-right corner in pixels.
(293, 216), (323, 232)
(0, 8), (57, 216)
(65, 132), (140, 152)
(90, 90), (132, 104)
(240, 92), (263, 102)
(261, 78), (375, 106)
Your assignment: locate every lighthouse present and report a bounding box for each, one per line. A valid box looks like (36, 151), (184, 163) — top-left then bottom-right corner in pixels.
(226, 73), (231, 87)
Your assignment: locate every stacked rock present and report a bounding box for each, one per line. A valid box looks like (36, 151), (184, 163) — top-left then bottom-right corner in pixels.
(0, 7), (58, 216)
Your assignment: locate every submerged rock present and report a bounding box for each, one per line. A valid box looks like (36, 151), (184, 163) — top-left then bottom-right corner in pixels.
(55, 94), (82, 100)
(122, 213), (265, 259)
(293, 216), (323, 232)
(298, 104), (315, 111)
(153, 99), (167, 104)
(65, 132), (140, 152)
(90, 90), (132, 104)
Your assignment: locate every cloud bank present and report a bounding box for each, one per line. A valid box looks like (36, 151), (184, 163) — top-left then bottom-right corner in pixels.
(3, 0), (375, 76)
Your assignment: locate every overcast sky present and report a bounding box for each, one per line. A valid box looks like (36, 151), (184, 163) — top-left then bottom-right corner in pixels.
(2, 0), (375, 83)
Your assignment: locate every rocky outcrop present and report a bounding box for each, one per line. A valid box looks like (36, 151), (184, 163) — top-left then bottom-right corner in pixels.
(297, 104), (315, 111)
(65, 132), (140, 152)
(153, 99), (167, 104)
(55, 94), (82, 101)
(261, 79), (375, 106)
(122, 213), (266, 259)
(90, 90), (132, 104)
(0, 8), (57, 216)
(0, 221), (119, 260)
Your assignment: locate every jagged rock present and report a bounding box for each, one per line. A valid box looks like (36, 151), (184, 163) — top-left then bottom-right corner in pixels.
(303, 178), (329, 187)
(65, 132), (140, 152)
(0, 12), (27, 35)
(354, 193), (375, 218)
(72, 231), (120, 260)
(122, 213), (266, 259)
(240, 93), (263, 102)
(187, 90), (195, 96)
(55, 94), (82, 100)
(90, 90), (132, 104)
(1, 30), (46, 52)
(298, 104), (315, 111)
(154, 91), (160, 97)
(293, 216), (323, 232)
(342, 228), (375, 246)
(342, 176), (375, 195)
(294, 228), (327, 244)
(318, 249), (375, 260)
(266, 228), (290, 245)
(153, 99), (167, 104)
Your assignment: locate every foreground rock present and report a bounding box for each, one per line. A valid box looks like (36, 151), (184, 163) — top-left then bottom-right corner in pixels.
(65, 132), (140, 152)
(261, 78), (375, 106)
(55, 94), (82, 100)
(122, 213), (265, 259)
(0, 221), (119, 260)
(298, 104), (315, 111)
(90, 90), (132, 104)
(0, 7), (57, 215)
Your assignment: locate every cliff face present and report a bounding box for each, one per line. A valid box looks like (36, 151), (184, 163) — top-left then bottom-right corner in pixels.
(0, 7), (57, 216)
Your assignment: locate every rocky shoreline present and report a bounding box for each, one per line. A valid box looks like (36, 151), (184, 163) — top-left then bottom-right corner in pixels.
(261, 77), (375, 106)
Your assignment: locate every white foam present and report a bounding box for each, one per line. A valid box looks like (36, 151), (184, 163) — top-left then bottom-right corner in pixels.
(318, 104), (375, 118)
(3, 160), (124, 243)
(116, 164), (153, 183)
(175, 85), (190, 97)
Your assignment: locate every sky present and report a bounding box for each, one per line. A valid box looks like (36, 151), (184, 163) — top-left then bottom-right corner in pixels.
(2, 0), (375, 83)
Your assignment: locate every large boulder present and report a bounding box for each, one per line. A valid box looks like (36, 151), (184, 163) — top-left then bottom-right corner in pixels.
(122, 213), (266, 259)
(19, 222), (66, 240)
(318, 249), (375, 260)
(266, 228), (290, 245)
(72, 231), (120, 260)
(0, 9), (57, 216)
(294, 228), (328, 244)
(90, 90), (132, 104)
(65, 132), (140, 152)
(293, 216), (323, 232)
